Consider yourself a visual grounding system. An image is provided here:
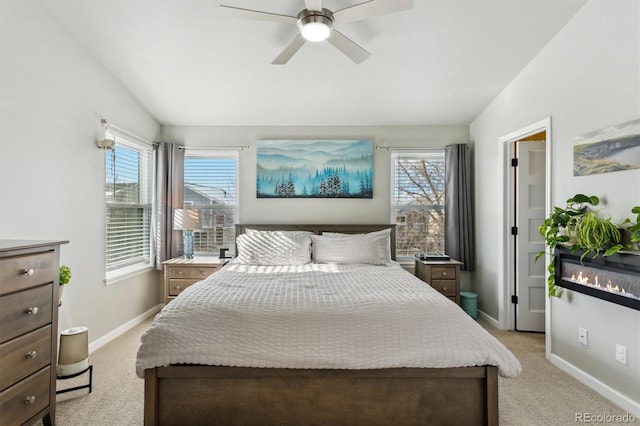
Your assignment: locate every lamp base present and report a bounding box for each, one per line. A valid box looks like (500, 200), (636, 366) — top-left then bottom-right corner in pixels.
(183, 229), (194, 259)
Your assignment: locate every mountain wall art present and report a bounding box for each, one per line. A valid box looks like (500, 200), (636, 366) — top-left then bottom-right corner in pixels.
(256, 140), (373, 198)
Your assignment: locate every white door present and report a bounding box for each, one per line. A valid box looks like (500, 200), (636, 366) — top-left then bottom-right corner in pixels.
(515, 140), (546, 332)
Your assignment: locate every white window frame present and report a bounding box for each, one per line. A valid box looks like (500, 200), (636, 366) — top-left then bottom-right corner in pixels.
(104, 129), (154, 285)
(390, 149), (446, 263)
(183, 149), (239, 256)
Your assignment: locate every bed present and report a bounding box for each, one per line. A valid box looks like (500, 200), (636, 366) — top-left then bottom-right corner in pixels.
(138, 224), (521, 425)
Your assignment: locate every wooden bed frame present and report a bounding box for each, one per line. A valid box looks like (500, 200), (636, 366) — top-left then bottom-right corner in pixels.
(143, 224), (499, 425)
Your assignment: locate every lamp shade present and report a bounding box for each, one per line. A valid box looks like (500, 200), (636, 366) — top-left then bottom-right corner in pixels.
(58, 326), (89, 377)
(174, 209), (201, 231)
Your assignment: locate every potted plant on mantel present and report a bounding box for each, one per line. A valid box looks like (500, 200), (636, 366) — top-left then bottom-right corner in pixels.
(535, 194), (624, 297)
(59, 265), (72, 306)
(625, 206), (640, 249)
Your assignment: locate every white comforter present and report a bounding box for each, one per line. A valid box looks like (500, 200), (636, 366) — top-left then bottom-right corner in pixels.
(136, 262), (521, 378)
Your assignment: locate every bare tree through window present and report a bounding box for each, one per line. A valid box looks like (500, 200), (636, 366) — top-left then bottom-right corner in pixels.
(184, 153), (238, 255)
(392, 151), (445, 257)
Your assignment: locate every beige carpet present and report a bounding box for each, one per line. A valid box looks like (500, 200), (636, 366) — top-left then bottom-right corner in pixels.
(40, 317), (633, 425)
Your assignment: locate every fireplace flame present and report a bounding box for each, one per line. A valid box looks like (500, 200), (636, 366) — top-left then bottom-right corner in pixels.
(570, 272), (626, 295)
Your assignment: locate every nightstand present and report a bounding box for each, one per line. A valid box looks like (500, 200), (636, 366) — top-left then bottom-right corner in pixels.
(162, 257), (226, 304)
(414, 258), (463, 305)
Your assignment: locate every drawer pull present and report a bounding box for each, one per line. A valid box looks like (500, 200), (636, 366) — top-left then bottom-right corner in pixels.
(442, 287), (448, 291)
(176, 286), (181, 290)
(23, 268), (35, 276)
(177, 271), (184, 275)
(27, 306), (39, 315)
(200, 271), (206, 275)
(26, 350), (37, 359)
(24, 396), (36, 405)
(442, 272), (447, 276)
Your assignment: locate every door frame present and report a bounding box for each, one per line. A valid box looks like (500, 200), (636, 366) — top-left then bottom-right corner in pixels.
(497, 118), (552, 345)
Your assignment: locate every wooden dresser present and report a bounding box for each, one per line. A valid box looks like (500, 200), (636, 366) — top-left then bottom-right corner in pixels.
(163, 257), (226, 304)
(414, 258), (463, 305)
(0, 240), (67, 426)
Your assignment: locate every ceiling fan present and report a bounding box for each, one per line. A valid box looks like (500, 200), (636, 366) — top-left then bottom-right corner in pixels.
(220, 0), (413, 64)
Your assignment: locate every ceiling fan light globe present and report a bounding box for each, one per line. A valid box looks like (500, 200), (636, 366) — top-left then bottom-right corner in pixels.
(301, 22), (331, 41)
(297, 10), (334, 42)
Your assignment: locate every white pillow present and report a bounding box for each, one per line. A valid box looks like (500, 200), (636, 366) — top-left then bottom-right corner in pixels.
(236, 231), (312, 265)
(321, 228), (392, 263)
(311, 234), (390, 265)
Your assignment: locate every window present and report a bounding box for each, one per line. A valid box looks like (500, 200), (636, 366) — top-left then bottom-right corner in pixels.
(391, 150), (445, 260)
(183, 150), (238, 255)
(105, 132), (152, 273)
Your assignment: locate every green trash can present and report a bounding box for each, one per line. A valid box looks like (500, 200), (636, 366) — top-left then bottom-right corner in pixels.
(460, 292), (478, 319)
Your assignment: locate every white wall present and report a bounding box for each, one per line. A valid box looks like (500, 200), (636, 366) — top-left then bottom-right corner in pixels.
(0, 1), (162, 342)
(470, 0), (639, 413)
(162, 125), (469, 224)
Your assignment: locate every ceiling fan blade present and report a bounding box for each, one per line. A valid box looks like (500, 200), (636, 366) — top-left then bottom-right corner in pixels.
(333, 0), (413, 24)
(327, 30), (371, 64)
(220, 5), (297, 24)
(304, 0), (323, 12)
(272, 34), (306, 65)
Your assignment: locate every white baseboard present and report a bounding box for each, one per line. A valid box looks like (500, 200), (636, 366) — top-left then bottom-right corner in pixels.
(477, 309), (502, 329)
(549, 354), (640, 417)
(88, 304), (162, 353)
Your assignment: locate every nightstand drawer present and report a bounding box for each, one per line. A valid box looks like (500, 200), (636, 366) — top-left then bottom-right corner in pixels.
(168, 279), (200, 297)
(169, 266), (220, 279)
(0, 284), (52, 344)
(430, 280), (456, 297)
(0, 326), (51, 390)
(414, 259), (462, 306)
(0, 366), (50, 426)
(431, 266), (457, 280)
(163, 257), (226, 304)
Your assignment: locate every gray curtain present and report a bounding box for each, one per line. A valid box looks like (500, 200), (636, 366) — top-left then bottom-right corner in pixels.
(445, 143), (475, 271)
(152, 143), (184, 269)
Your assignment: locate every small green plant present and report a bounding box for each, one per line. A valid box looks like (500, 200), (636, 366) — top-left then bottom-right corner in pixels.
(59, 265), (72, 285)
(536, 194), (599, 257)
(536, 194), (599, 297)
(574, 211), (623, 261)
(627, 206), (640, 245)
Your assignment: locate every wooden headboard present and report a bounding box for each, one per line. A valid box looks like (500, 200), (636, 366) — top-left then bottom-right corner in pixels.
(235, 224), (397, 261)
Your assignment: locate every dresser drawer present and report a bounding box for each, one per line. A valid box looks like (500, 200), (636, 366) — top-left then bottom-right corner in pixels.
(169, 266), (219, 279)
(0, 284), (52, 344)
(0, 326), (51, 390)
(0, 252), (56, 296)
(168, 279), (200, 297)
(430, 280), (456, 297)
(0, 366), (50, 426)
(431, 266), (457, 280)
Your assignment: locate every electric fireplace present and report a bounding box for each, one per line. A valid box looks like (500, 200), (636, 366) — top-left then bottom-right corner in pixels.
(554, 247), (640, 310)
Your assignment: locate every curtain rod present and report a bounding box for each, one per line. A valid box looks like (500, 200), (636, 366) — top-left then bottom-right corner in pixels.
(375, 145), (450, 151)
(101, 118), (153, 146)
(176, 145), (250, 151)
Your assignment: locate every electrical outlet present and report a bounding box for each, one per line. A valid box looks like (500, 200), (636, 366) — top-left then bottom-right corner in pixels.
(578, 327), (588, 346)
(615, 344), (627, 365)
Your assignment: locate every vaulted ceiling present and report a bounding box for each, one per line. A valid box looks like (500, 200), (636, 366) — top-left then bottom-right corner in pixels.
(41, 0), (586, 126)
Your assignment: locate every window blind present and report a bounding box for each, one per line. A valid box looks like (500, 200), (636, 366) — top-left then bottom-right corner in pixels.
(105, 135), (152, 271)
(184, 150), (238, 255)
(391, 150), (446, 258)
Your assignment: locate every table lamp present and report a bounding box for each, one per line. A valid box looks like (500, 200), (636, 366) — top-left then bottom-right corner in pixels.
(174, 208), (201, 259)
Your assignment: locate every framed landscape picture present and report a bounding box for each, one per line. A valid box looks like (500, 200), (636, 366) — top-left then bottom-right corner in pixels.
(573, 119), (640, 176)
(256, 140), (373, 198)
